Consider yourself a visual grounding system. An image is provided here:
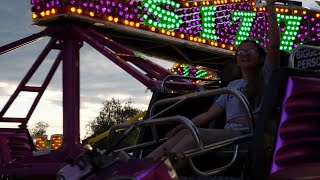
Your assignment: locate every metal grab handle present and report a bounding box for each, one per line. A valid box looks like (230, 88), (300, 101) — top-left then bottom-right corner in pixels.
(289, 45), (320, 68)
(150, 87), (254, 131)
(160, 75), (220, 92)
(108, 115), (204, 150)
(182, 134), (252, 176)
(189, 145), (239, 176)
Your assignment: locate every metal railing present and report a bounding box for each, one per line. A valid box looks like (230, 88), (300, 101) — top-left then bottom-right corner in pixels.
(160, 75), (220, 92)
(108, 87), (254, 176)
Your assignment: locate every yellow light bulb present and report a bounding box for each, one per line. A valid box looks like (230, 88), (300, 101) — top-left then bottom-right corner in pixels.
(71, 7), (76, 12)
(32, 14), (38, 19)
(77, 9), (82, 14)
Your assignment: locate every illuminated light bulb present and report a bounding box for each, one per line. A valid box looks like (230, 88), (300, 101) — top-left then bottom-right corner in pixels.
(194, 2), (198, 6)
(252, 2), (255, 6)
(185, 2), (189, 7)
(51, 9), (56, 14)
(161, 29), (165, 34)
(129, 21), (134, 26)
(202, 39), (206, 43)
(40, 11), (45, 17)
(166, 31), (170, 35)
(180, 34), (184, 38)
(194, 37), (198, 42)
(222, 44), (226, 48)
(124, 20), (129, 25)
(190, 36), (193, 41)
(46, 10), (50, 16)
(114, 18), (119, 23)
(108, 16), (113, 21)
(294, 10), (298, 14)
(276, 8), (279, 12)
(210, 42), (214, 45)
(32, 13), (38, 19)
(171, 32), (175, 36)
(280, 8), (284, 12)
(135, 23), (140, 28)
(230, 46), (234, 51)
(151, 27), (156, 31)
(77, 9), (82, 14)
(303, 11), (306, 14)
(214, 42), (218, 46)
(89, 12), (95, 17)
(317, 14), (320, 17)
(285, 9), (288, 13)
(71, 7), (76, 12)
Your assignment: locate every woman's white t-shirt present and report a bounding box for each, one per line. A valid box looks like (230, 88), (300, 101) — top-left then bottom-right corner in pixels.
(215, 60), (272, 130)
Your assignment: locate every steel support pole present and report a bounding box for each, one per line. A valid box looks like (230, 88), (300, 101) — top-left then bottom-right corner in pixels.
(62, 36), (81, 155)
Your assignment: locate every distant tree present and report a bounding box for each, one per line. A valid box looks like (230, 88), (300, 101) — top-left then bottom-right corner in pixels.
(84, 98), (144, 150)
(31, 121), (50, 137)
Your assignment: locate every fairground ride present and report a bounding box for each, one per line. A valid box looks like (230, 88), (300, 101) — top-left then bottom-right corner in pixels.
(1, 0), (320, 179)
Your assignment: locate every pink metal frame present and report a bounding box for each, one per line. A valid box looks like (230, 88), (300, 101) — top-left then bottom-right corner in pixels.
(0, 24), (200, 176)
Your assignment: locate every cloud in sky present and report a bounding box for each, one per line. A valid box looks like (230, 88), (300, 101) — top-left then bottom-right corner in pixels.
(0, 1), (174, 138)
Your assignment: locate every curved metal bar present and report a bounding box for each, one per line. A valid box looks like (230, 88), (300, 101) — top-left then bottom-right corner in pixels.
(288, 45), (320, 68)
(108, 115), (204, 150)
(175, 134), (251, 159)
(160, 75), (220, 92)
(188, 145), (239, 176)
(149, 87), (254, 131)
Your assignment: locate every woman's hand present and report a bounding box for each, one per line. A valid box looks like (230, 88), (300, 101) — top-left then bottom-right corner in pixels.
(266, 0), (276, 6)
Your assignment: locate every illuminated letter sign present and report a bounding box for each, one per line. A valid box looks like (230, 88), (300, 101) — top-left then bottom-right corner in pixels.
(232, 11), (256, 46)
(142, 0), (183, 29)
(30, 0), (320, 52)
(277, 14), (302, 51)
(199, 6), (218, 41)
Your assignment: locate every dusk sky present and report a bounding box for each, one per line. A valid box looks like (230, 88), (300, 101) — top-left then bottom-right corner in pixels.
(0, 1), (174, 139)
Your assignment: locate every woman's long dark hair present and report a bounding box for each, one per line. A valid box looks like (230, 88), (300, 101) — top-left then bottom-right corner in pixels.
(235, 40), (266, 107)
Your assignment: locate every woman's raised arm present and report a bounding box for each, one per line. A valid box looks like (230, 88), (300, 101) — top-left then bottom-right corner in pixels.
(266, 0), (281, 70)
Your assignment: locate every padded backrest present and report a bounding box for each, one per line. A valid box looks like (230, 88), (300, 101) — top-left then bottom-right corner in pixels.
(251, 68), (320, 180)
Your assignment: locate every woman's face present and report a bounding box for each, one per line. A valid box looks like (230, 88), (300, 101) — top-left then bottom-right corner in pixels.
(236, 42), (262, 70)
